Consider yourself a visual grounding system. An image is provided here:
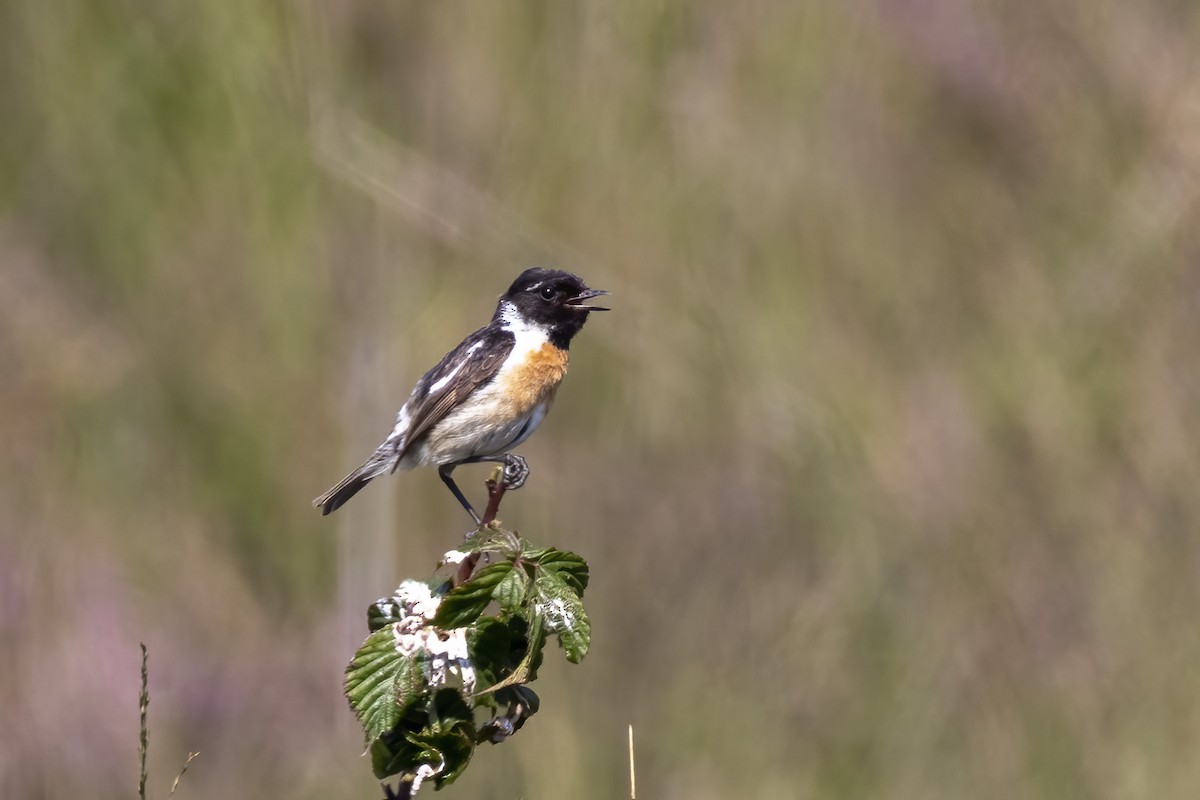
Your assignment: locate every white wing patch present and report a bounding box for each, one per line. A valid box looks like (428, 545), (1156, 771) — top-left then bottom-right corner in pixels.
(428, 341), (483, 394)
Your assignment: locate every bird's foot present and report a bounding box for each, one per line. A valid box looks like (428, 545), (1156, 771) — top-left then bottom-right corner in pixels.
(501, 454), (529, 490)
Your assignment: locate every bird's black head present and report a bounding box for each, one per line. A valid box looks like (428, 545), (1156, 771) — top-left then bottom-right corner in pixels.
(496, 268), (609, 348)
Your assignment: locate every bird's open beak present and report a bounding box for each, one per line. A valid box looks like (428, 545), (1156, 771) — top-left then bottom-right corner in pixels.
(566, 288), (611, 311)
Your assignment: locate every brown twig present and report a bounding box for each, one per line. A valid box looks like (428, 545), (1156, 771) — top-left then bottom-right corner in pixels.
(382, 780), (413, 800)
(139, 643), (148, 800)
(455, 470), (508, 585)
(480, 473), (508, 527)
(381, 782), (415, 800)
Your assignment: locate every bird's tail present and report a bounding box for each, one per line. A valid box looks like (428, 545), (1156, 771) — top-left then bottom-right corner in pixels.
(313, 456), (393, 516)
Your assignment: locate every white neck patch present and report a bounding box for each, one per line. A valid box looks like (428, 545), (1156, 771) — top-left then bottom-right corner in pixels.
(497, 300), (526, 328)
(498, 300), (550, 353)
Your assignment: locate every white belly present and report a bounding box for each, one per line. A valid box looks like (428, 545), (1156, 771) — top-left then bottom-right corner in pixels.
(400, 386), (551, 469)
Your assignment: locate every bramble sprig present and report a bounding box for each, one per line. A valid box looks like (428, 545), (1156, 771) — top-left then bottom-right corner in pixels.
(344, 470), (590, 798)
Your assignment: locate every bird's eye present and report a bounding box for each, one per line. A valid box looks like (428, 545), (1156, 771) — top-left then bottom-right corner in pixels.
(540, 286), (555, 300)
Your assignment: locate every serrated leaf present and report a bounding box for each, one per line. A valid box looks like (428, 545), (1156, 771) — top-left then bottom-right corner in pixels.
(443, 528), (523, 563)
(346, 628), (425, 743)
(435, 735), (475, 787)
(370, 689), (476, 782)
(433, 561), (513, 629)
(520, 546), (549, 561)
(468, 617), (517, 689)
(370, 727), (426, 781)
(533, 549), (590, 596)
(372, 699), (419, 778)
(532, 571), (590, 663)
(431, 687), (475, 731)
(474, 615), (547, 695)
(351, 538), (589, 790)
(493, 563), (531, 612)
(395, 654), (425, 713)
(470, 614), (543, 695)
(414, 689), (477, 787)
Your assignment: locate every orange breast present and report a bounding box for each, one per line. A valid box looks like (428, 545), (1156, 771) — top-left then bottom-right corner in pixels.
(502, 344), (569, 416)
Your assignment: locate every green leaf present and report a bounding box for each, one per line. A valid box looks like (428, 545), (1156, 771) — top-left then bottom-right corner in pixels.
(370, 689), (477, 782)
(532, 571), (591, 663)
(345, 628), (425, 743)
(474, 615), (547, 695)
(426, 689), (477, 786)
(366, 598), (402, 633)
(468, 617), (516, 689)
(433, 561), (513, 629)
(442, 528), (522, 562)
(370, 728), (424, 780)
(351, 540), (590, 789)
(394, 654), (425, 715)
(440, 535), (493, 562)
(533, 549), (590, 596)
(493, 563), (531, 612)
(470, 615), (544, 694)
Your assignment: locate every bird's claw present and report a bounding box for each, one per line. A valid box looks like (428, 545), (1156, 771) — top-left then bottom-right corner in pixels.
(502, 454), (529, 490)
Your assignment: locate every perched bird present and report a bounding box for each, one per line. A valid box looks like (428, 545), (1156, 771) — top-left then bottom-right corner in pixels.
(314, 268), (609, 522)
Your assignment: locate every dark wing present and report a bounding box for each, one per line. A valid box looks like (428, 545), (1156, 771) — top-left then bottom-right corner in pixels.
(392, 323), (515, 466)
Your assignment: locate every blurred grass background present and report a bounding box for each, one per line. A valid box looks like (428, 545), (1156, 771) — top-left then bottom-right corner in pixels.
(3, 1), (1200, 797)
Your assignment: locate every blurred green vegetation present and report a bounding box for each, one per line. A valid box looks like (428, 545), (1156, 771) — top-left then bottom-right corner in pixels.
(3, 1), (1200, 797)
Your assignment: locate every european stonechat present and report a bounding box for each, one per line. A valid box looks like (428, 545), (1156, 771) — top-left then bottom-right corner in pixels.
(314, 268), (609, 522)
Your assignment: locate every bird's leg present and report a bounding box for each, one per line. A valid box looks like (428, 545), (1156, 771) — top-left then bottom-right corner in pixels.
(460, 453), (530, 491)
(439, 464), (482, 526)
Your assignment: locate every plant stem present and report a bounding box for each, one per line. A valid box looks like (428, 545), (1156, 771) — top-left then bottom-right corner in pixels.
(139, 643), (148, 800)
(455, 470), (508, 585)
